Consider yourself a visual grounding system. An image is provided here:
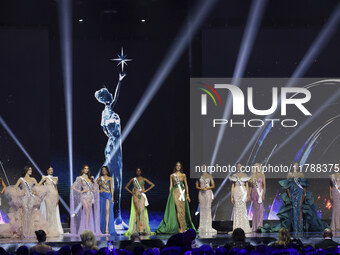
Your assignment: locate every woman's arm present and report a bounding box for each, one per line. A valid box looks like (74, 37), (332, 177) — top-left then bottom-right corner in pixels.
(246, 182), (250, 202)
(195, 180), (202, 190)
(110, 177), (114, 203)
(287, 189), (292, 199)
(263, 176), (266, 200)
(231, 183), (235, 204)
(111, 73), (126, 109)
(38, 176), (45, 186)
(56, 185), (60, 205)
(143, 178), (155, 193)
(184, 174), (191, 203)
(302, 187), (306, 201)
(14, 178), (21, 189)
(71, 177), (83, 193)
(0, 178), (6, 194)
(96, 178), (104, 193)
(33, 178), (38, 186)
(124, 178), (133, 195)
(209, 176), (215, 190)
(169, 175), (173, 192)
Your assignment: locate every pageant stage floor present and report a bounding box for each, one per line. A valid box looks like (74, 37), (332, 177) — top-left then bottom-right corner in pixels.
(1, 230), (340, 253)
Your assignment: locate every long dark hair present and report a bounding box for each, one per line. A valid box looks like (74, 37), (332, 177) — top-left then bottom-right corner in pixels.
(99, 166), (111, 177)
(22, 165), (32, 177)
(173, 161), (184, 173)
(80, 165), (94, 182)
(46, 166), (53, 174)
(232, 228), (245, 242)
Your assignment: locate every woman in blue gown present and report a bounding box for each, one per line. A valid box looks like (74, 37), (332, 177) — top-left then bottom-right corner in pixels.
(96, 166), (116, 235)
(262, 162), (328, 233)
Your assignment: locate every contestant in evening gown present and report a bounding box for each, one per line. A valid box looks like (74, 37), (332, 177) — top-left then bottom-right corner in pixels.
(229, 163), (252, 233)
(196, 169), (217, 235)
(261, 162), (328, 233)
(0, 177), (7, 222)
(249, 163), (265, 232)
(330, 172), (340, 231)
(124, 168), (155, 236)
(96, 166), (116, 235)
(0, 166), (58, 238)
(70, 165), (102, 235)
(39, 166), (63, 235)
(156, 162), (196, 234)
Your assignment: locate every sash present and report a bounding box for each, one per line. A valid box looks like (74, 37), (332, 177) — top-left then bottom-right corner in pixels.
(200, 176), (214, 200)
(46, 175), (57, 189)
(254, 178), (263, 204)
(80, 176), (94, 194)
(331, 174), (340, 194)
(293, 176), (304, 190)
(133, 177), (149, 207)
(101, 176), (110, 191)
(174, 174), (185, 201)
(20, 177), (34, 197)
(235, 176), (247, 202)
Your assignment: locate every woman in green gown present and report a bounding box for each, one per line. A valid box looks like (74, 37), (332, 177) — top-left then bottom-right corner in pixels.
(261, 162), (328, 233)
(156, 162), (196, 234)
(124, 168), (155, 236)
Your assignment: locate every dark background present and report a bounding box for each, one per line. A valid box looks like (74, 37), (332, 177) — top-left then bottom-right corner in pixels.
(0, 0), (339, 224)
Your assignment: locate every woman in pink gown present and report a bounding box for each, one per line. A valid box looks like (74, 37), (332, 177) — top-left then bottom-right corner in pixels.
(250, 163), (266, 232)
(330, 172), (340, 231)
(0, 166), (57, 238)
(70, 165), (102, 235)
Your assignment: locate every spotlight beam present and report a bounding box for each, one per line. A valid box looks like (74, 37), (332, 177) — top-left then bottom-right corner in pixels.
(271, 89), (340, 158)
(210, 0), (268, 166)
(58, 0), (74, 187)
(214, 83), (340, 199)
(212, 2), (340, 199)
(0, 116), (70, 212)
(121, 0), (219, 143)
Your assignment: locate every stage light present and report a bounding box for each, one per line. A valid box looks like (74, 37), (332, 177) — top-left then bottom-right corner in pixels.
(121, 0), (218, 143)
(209, 0), (268, 166)
(141, 19), (146, 23)
(288, 2), (340, 83)
(271, 88), (340, 158)
(79, 19), (84, 23)
(213, 2), (340, 200)
(58, 0), (74, 188)
(96, 0), (219, 169)
(0, 116), (70, 212)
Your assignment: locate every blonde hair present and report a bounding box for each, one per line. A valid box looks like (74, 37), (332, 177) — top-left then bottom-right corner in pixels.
(276, 228), (290, 247)
(80, 230), (97, 250)
(250, 163), (264, 185)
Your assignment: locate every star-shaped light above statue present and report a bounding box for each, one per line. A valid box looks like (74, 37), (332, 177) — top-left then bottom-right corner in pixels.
(111, 48), (132, 73)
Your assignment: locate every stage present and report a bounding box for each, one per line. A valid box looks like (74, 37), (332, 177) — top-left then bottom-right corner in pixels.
(1, 230), (340, 253)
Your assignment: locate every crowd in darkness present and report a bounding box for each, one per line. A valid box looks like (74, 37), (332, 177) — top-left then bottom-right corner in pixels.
(0, 228), (339, 255)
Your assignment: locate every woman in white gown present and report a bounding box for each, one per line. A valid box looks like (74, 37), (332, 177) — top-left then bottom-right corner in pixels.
(229, 163), (251, 233)
(39, 166), (63, 235)
(0, 166), (57, 238)
(195, 167), (217, 235)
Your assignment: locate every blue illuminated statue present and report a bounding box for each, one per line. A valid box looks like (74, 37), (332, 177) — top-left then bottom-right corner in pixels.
(95, 48), (131, 229)
(95, 72), (126, 228)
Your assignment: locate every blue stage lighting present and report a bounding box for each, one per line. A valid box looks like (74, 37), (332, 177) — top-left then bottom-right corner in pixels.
(0, 116), (70, 212)
(58, 0), (74, 188)
(210, 0), (268, 166)
(213, 2), (340, 199)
